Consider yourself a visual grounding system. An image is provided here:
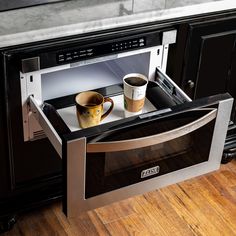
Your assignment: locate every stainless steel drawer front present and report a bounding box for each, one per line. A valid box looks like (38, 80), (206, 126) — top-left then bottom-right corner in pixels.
(64, 96), (233, 217)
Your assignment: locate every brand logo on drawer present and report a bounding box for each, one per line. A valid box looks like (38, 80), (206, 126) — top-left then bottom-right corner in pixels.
(141, 166), (160, 178)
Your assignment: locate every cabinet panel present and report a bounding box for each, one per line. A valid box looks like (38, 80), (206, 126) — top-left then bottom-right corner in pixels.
(195, 32), (235, 98)
(172, 17), (236, 125)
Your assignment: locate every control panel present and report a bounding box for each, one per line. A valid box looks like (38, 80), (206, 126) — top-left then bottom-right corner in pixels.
(111, 37), (145, 52)
(57, 36), (146, 64)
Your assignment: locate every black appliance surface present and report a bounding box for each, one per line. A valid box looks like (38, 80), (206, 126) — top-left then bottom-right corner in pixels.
(0, 0), (69, 11)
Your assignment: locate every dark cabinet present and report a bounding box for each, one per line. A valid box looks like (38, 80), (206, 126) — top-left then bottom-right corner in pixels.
(182, 18), (236, 103)
(190, 33), (236, 100)
(167, 16), (236, 161)
(0, 55), (62, 233)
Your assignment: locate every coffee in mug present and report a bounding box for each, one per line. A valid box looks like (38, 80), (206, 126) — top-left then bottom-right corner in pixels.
(75, 91), (114, 128)
(123, 73), (148, 116)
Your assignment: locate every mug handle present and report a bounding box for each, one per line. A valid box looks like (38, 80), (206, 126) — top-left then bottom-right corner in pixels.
(101, 97), (114, 121)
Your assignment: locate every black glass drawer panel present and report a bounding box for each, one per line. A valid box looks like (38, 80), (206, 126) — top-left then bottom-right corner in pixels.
(85, 109), (215, 198)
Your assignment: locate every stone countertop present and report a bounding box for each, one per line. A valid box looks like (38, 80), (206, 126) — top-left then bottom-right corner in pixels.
(0, 0), (236, 48)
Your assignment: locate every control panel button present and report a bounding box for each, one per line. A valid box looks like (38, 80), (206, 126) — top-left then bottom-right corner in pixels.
(58, 58), (65, 62)
(139, 38), (144, 43)
(66, 56), (72, 61)
(110, 37), (146, 52)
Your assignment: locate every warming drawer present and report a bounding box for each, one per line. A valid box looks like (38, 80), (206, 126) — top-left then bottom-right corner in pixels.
(3, 27), (233, 218)
(29, 68), (233, 217)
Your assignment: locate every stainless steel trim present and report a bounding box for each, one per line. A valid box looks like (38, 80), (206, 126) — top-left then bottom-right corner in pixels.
(22, 57), (40, 73)
(21, 64), (70, 141)
(162, 30), (177, 45)
(87, 109), (217, 153)
(207, 97), (234, 167)
(67, 137), (86, 218)
(20, 72), (30, 141)
(161, 44), (169, 72)
(29, 95), (62, 157)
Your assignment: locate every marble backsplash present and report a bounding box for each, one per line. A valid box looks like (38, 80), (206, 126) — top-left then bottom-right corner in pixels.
(127, 0), (222, 14)
(0, 0), (234, 48)
(0, 0), (223, 34)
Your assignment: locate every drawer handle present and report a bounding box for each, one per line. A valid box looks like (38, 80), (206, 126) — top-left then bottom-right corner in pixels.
(187, 80), (195, 89)
(87, 109), (217, 153)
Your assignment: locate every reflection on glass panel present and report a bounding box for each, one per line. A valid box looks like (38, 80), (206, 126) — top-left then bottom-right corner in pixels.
(104, 135), (191, 176)
(85, 109), (216, 198)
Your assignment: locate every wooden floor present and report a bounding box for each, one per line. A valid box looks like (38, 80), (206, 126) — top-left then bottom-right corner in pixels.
(4, 159), (236, 236)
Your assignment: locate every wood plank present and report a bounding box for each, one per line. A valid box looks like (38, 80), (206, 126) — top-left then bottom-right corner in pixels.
(159, 184), (225, 236)
(177, 178), (236, 235)
(105, 214), (153, 236)
(3, 160), (236, 235)
(95, 198), (135, 224)
(136, 192), (195, 236)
